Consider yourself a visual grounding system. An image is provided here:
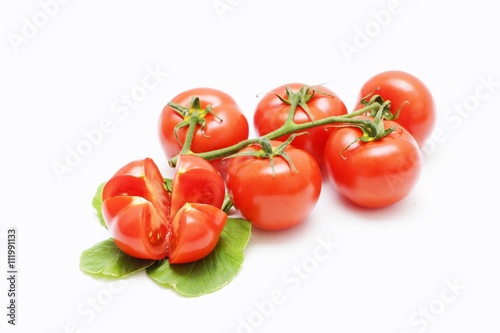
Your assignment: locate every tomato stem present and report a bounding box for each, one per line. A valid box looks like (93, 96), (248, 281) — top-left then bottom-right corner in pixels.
(168, 89), (393, 167)
(220, 135), (303, 178)
(282, 86), (317, 125)
(178, 97), (203, 155)
(222, 194), (234, 213)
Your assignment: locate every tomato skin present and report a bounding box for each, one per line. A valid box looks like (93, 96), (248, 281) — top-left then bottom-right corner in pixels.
(324, 118), (422, 208)
(169, 203), (227, 264)
(357, 71), (435, 148)
(170, 155), (225, 219)
(226, 141), (322, 230)
(254, 83), (347, 167)
(158, 87), (249, 173)
(101, 158), (171, 260)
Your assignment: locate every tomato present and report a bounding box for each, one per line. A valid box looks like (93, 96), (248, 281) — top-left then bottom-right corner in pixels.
(254, 83), (347, 167)
(158, 87), (249, 174)
(356, 70), (435, 148)
(170, 154), (225, 220)
(323, 117), (422, 208)
(101, 156), (227, 262)
(102, 158), (170, 260)
(226, 140), (322, 230)
(169, 203), (227, 264)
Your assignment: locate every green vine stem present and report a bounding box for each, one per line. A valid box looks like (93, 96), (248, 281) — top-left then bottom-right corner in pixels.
(168, 86), (395, 167)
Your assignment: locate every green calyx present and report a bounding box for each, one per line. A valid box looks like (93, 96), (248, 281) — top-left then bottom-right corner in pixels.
(273, 84), (337, 125)
(224, 135), (305, 178)
(339, 97), (398, 158)
(274, 85), (316, 123)
(359, 88), (405, 122)
(168, 97), (222, 152)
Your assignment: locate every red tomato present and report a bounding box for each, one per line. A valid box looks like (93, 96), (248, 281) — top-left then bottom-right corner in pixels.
(169, 203), (227, 264)
(158, 87), (249, 173)
(254, 83), (347, 167)
(226, 140), (322, 230)
(324, 117), (422, 208)
(102, 158), (170, 259)
(102, 156), (227, 262)
(170, 154), (225, 219)
(356, 71), (435, 148)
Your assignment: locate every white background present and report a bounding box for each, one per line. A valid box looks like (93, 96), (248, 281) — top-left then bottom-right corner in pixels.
(1, 0), (499, 332)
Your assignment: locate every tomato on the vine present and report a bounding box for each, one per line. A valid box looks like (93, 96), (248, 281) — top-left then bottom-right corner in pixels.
(102, 158), (170, 260)
(158, 87), (249, 174)
(226, 140), (322, 230)
(324, 117), (422, 208)
(254, 83), (347, 167)
(101, 156), (227, 263)
(356, 70), (435, 148)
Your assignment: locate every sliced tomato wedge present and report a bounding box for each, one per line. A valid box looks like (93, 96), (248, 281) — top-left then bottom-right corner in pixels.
(102, 196), (169, 260)
(101, 158), (171, 260)
(168, 203), (228, 264)
(170, 155), (225, 219)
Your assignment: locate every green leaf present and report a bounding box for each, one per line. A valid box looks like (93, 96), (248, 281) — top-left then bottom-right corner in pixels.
(146, 217), (252, 297)
(80, 238), (155, 278)
(92, 182), (107, 229)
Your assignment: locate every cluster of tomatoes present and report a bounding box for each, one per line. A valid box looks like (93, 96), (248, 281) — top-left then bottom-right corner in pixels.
(100, 70), (435, 264)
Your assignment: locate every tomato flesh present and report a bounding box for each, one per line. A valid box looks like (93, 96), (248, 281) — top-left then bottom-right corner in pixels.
(170, 155), (225, 219)
(101, 158), (171, 260)
(102, 196), (169, 260)
(101, 156), (228, 262)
